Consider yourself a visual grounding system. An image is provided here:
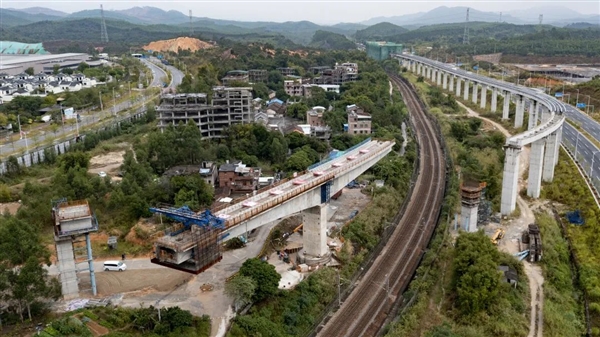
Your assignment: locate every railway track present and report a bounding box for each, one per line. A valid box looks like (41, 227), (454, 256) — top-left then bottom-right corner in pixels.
(317, 74), (447, 337)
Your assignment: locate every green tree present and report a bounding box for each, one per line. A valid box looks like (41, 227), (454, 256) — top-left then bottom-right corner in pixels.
(269, 138), (287, 164)
(24, 67), (34, 76)
(52, 64), (60, 75)
(77, 62), (90, 72)
(284, 150), (312, 172)
(239, 258), (281, 302)
(286, 103), (308, 120)
(225, 275), (257, 311)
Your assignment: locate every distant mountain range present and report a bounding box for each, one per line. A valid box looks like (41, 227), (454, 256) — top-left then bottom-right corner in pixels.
(0, 5), (598, 50)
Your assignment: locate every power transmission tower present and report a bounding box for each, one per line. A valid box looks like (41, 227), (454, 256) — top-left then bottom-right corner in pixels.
(462, 8), (470, 45)
(499, 12), (502, 23)
(100, 4), (109, 43)
(539, 14), (543, 25)
(189, 10), (193, 36)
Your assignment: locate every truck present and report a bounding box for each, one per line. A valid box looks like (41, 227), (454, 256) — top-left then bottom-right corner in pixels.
(161, 59), (170, 65)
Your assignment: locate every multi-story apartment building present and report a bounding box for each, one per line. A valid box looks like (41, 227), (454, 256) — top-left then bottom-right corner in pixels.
(248, 69), (267, 83)
(346, 104), (371, 135)
(312, 62), (358, 85)
(157, 87), (253, 139)
(306, 106), (327, 127)
(221, 70), (249, 86)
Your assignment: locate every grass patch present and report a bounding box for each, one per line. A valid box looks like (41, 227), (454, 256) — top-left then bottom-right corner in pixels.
(536, 212), (585, 336)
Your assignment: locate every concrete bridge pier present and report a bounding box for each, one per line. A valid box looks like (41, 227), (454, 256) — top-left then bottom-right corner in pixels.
(437, 70), (442, 85)
(455, 77), (462, 97)
(442, 73), (448, 90)
(527, 100), (537, 130)
(491, 88), (498, 113)
(527, 139), (546, 198)
(299, 203), (331, 266)
(514, 95), (525, 128)
(543, 131), (559, 182)
(464, 80), (470, 101)
(449, 75), (454, 92)
(472, 83), (478, 105)
(502, 91), (511, 120)
(480, 85), (487, 110)
(500, 146), (522, 215)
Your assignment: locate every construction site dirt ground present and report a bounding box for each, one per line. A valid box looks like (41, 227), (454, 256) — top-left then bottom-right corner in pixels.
(58, 186), (373, 336)
(88, 149), (127, 181)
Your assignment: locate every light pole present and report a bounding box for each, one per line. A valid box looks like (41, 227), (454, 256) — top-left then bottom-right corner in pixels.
(590, 151), (600, 177)
(112, 87), (116, 116)
(587, 95), (591, 114)
(576, 89), (580, 106)
(575, 132), (580, 158)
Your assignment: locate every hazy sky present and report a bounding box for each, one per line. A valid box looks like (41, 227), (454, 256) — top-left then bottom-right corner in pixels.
(2, 0), (599, 24)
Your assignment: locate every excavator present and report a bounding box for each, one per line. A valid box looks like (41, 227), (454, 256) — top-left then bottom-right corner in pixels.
(491, 228), (505, 245)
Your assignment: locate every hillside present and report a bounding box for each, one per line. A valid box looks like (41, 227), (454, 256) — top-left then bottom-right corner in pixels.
(143, 37), (214, 53)
(309, 30), (355, 50)
(354, 22), (408, 42)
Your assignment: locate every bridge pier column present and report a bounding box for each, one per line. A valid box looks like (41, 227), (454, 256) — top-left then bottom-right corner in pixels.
(501, 146), (522, 215)
(491, 87), (498, 113)
(527, 139), (546, 198)
(480, 85), (487, 110)
(455, 77), (462, 97)
(301, 204), (330, 265)
(514, 95), (524, 128)
(430, 68), (435, 82)
(463, 80), (470, 101)
(443, 72), (448, 90)
(449, 75), (454, 92)
(437, 70), (442, 85)
(527, 100), (537, 130)
(412, 61), (417, 73)
(502, 91), (511, 120)
(555, 127), (562, 166)
(543, 131), (559, 182)
(472, 83), (478, 105)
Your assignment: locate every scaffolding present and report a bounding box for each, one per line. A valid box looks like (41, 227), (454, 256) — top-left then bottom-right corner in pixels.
(150, 206), (225, 274)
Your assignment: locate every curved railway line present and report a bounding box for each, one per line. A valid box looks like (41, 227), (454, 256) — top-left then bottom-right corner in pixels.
(317, 74), (447, 336)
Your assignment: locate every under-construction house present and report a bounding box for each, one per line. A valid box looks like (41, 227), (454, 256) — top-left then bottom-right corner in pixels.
(150, 206), (226, 274)
(248, 69), (267, 83)
(157, 87), (253, 139)
(460, 181), (486, 232)
(52, 199), (99, 299)
(221, 70), (249, 86)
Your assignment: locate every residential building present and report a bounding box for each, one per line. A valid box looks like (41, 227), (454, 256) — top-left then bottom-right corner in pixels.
(221, 70), (249, 86)
(365, 41), (403, 61)
(248, 69), (267, 83)
(312, 62), (358, 85)
(218, 161), (261, 194)
(277, 67), (296, 76)
(199, 161), (218, 187)
(0, 71), (98, 102)
(306, 106), (327, 127)
(266, 98), (286, 116)
(157, 87), (253, 139)
(347, 104), (371, 135)
(284, 79), (304, 97)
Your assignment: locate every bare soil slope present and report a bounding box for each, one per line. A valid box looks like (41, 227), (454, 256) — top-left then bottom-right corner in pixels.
(143, 37), (213, 53)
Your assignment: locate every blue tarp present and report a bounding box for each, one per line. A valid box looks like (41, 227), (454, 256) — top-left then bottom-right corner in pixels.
(566, 210), (584, 225)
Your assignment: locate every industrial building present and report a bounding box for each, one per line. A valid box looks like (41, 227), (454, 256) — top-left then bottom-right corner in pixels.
(157, 87), (253, 139)
(0, 52), (99, 76)
(366, 41), (403, 61)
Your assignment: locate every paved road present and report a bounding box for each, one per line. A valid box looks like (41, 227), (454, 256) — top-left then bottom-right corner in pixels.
(0, 59), (184, 158)
(145, 57), (184, 90)
(562, 122), (600, 183)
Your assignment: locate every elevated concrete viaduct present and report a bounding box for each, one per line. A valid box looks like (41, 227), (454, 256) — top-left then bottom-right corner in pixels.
(152, 139), (394, 269)
(395, 54), (566, 215)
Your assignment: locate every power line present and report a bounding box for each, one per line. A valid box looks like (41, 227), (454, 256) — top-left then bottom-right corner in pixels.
(100, 4), (109, 43)
(463, 8), (470, 45)
(189, 10), (193, 36)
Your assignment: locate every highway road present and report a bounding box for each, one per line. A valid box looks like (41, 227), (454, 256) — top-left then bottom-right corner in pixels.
(562, 122), (600, 183)
(0, 58), (184, 158)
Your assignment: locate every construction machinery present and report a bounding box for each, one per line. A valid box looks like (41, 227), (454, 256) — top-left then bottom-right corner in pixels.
(149, 206), (227, 274)
(490, 228), (505, 245)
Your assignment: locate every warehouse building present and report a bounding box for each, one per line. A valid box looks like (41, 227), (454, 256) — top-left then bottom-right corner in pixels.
(0, 53), (98, 76)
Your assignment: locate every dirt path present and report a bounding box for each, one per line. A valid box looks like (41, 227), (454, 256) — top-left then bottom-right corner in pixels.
(458, 101), (544, 337)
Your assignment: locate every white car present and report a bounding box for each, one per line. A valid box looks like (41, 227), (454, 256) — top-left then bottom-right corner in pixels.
(98, 171), (107, 178)
(103, 261), (127, 272)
